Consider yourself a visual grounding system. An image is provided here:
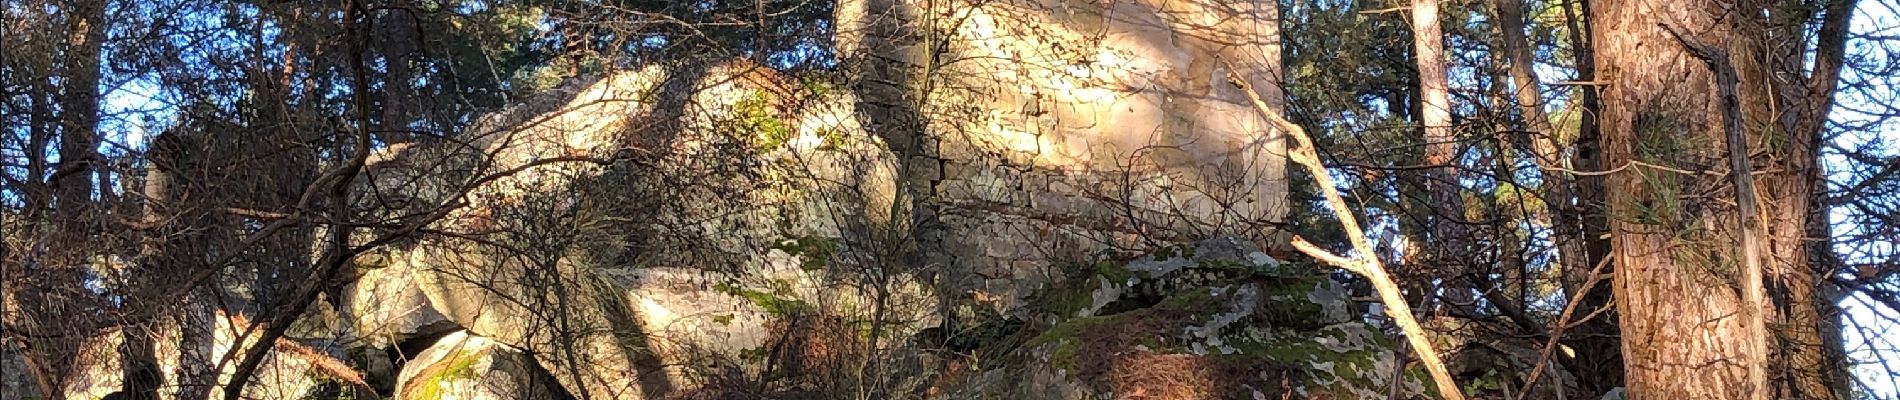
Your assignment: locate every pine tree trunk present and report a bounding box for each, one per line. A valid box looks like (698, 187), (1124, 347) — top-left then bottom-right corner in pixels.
(1595, 0), (1755, 397)
(1590, 0), (1850, 397)
(1554, 0), (1625, 392)
(1411, 0), (1477, 317)
(54, 0), (102, 226)
(1768, 1), (1856, 397)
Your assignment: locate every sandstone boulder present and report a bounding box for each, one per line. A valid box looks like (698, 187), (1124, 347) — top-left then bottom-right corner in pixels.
(372, 60), (918, 400)
(395, 331), (568, 400)
(345, 252), (457, 349)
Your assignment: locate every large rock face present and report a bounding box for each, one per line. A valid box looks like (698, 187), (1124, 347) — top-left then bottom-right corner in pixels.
(344, 254), (457, 349)
(366, 60), (925, 399)
(356, 0), (1298, 396)
(835, 0), (1291, 312)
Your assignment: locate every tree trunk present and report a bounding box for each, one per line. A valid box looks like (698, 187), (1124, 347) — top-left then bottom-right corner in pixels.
(53, 1), (167, 397)
(379, 4), (415, 140)
(1495, 0), (1578, 284)
(1766, 1), (1856, 398)
(25, 78), (52, 217)
(1590, 0), (1854, 397)
(1596, 0), (1757, 395)
(15, 48), (74, 400)
(1554, 0), (1623, 392)
(54, 0), (103, 232)
(1411, 0), (1475, 317)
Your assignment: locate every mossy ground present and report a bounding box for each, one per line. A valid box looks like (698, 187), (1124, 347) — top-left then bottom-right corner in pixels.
(942, 247), (1428, 399)
(1020, 286), (1301, 400)
(1010, 273), (1423, 399)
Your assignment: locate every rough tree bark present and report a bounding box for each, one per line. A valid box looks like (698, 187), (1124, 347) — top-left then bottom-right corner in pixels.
(379, 2), (416, 140)
(1593, 0), (1853, 398)
(1672, 28), (1772, 400)
(1412, 0), (1458, 238)
(126, 128), (183, 400)
(53, 0), (102, 227)
(1764, 1), (1857, 398)
(1495, 0), (1572, 273)
(1595, 0), (1760, 396)
(46, 0), (171, 397)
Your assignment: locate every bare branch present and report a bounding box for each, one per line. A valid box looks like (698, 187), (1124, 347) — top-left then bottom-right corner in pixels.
(1229, 66), (1467, 400)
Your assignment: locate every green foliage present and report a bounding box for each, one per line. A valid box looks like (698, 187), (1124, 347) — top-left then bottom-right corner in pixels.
(299, 369), (359, 400)
(1092, 259), (1134, 284)
(1624, 164), (1684, 228)
(1624, 107), (1698, 228)
(715, 281), (813, 316)
(1020, 283), (1414, 398)
(441, 354), (483, 381)
(1022, 308), (1139, 369)
(406, 350), (483, 400)
(1028, 257), (1141, 319)
(1150, 244), (1194, 260)
(1033, 278), (1099, 319)
(797, 71), (844, 98)
(739, 346), (772, 362)
(1217, 325), (1408, 398)
(415, 3), (567, 128)
(737, 90), (797, 152)
(770, 236), (838, 271)
(813, 127), (847, 151)
(1462, 369), (1507, 395)
(1755, 119), (1791, 157)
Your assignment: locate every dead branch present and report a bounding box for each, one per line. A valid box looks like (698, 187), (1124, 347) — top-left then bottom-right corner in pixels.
(1228, 68), (1467, 400)
(1665, 22), (1772, 400)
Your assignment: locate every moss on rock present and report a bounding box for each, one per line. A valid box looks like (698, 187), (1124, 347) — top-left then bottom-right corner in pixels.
(932, 238), (1430, 399)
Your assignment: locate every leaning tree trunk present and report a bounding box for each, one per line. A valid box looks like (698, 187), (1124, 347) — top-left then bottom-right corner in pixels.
(1554, 0), (1624, 392)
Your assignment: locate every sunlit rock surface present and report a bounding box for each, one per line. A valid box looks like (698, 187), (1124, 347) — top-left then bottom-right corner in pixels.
(394, 330), (568, 400)
(343, 254), (457, 349)
(367, 60), (919, 399)
(350, 0), (1301, 396)
(836, 0), (1292, 314)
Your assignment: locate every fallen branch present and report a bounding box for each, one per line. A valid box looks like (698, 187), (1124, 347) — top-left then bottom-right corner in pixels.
(1229, 69), (1467, 400)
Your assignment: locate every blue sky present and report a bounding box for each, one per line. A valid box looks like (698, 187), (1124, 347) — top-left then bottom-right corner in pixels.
(1831, 1), (1900, 396)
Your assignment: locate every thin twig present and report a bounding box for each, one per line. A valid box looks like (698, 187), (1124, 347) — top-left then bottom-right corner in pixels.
(1513, 256), (1609, 400)
(1359, 6), (1412, 14)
